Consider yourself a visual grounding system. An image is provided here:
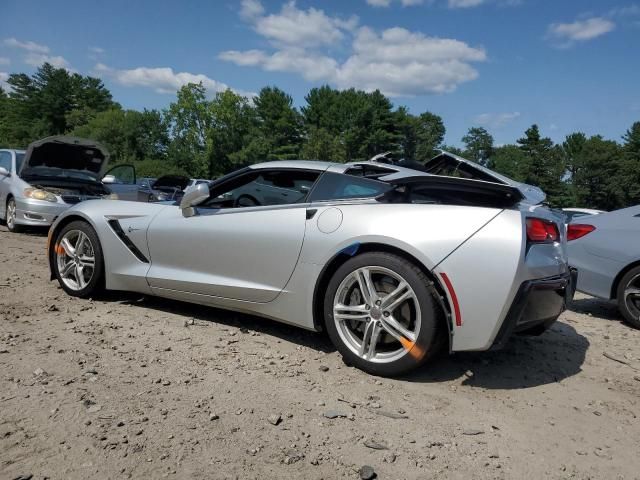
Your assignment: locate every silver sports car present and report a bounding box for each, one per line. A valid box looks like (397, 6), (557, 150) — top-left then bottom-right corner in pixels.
(567, 205), (640, 329)
(47, 160), (574, 376)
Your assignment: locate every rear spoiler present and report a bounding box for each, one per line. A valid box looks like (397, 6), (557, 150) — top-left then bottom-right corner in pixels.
(378, 175), (525, 209)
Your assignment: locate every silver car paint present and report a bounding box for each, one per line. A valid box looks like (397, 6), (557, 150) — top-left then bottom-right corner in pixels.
(49, 161), (568, 352)
(0, 149), (74, 227)
(567, 205), (640, 300)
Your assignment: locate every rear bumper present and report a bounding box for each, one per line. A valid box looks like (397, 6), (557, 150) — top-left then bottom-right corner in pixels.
(491, 268), (577, 350)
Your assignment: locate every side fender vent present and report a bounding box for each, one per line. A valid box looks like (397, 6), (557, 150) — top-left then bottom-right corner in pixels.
(107, 219), (149, 263)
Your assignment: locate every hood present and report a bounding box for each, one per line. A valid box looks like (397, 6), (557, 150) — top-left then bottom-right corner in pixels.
(19, 136), (110, 182)
(152, 175), (190, 191)
(423, 151), (546, 205)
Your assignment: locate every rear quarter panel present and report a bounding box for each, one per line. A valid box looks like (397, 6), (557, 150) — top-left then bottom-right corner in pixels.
(435, 207), (568, 351)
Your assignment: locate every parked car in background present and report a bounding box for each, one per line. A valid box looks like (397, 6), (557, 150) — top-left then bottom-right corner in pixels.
(562, 208), (605, 223)
(0, 136), (134, 232)
(47, 160), (573, 376)
(567, 205), (640, 328)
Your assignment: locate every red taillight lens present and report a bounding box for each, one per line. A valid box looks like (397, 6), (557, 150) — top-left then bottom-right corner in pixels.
(526, 218), (559, 243)
(567, 224), (596, 241)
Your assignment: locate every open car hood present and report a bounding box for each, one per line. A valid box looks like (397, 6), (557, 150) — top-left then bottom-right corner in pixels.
(152, 175), (190, 191)
(19, 136), (110, 183)
(423, 151), (546, 205)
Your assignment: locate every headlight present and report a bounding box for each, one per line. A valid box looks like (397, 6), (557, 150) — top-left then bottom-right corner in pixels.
(23, 188), (57, 203)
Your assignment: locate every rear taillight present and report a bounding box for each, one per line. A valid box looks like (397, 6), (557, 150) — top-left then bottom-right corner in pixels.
(526, 218), (559, 244)
(567, 224), (596, 241)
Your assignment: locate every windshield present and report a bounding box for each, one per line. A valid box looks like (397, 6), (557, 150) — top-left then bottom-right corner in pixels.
(15, 153), (25, 172)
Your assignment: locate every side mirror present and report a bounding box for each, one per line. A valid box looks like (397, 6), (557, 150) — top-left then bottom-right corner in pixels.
(0, 166), (10, 177)
(102, 174), (116, 184)
(180, 183), (210, 217)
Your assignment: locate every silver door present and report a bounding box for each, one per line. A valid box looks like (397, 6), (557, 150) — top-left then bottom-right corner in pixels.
(145, 204), (308, 303)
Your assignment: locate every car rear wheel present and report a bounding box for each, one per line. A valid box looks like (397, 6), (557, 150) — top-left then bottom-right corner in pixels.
(324, 252), (444, 377)
(52, 221), (104, 298)
(5, 198), (22, 233)
(617, 266), (640, 329)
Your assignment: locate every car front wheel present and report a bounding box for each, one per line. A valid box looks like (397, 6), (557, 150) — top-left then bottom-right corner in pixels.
(52, 220), (104, 298)
(324, 252), (444, 377)
(5, 198), (22, 233)
(617, 266), (640, 329)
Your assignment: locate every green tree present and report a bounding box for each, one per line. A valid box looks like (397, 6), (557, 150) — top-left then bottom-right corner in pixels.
(208, 89), (257, 174)
(462, 127), (494, 165)
(73, 108), (168, 163)
(253, 86), (302, 160)
(165, 83), (213, 177)
(620, 122), (640, 206)
(489, 144), (528, 180)
(301, 126), (346, 161)
(517, 125), (565, 205)
(1, 63), (114, 147)
(414, 112), (445, 162)
(570, 136), (622, 210)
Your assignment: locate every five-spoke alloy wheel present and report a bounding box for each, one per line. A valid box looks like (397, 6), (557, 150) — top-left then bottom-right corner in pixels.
(53, 221), (104, 297)
(617, 266), (640, 329)
(324, 252), (443, 377)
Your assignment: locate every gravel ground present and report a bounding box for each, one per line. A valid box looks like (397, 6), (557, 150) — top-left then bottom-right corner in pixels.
(1, 225), (639, 480)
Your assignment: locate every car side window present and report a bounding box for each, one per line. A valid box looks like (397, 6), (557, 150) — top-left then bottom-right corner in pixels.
(309, 171), (392, 202)
(0, 152), (11, 172)
(201, 169), (320, 209)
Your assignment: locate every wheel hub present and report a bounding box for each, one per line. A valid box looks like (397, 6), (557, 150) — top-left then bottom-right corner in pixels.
(370, 306), (382, 320)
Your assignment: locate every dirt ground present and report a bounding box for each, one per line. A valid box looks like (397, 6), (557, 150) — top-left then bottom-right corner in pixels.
(1, 225), (639, 480)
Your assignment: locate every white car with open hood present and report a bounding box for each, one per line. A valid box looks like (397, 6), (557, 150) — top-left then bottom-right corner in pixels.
(0, 136), (136, 232)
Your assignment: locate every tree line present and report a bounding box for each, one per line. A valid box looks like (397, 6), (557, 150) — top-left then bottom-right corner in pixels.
(1, 63), (639, 210)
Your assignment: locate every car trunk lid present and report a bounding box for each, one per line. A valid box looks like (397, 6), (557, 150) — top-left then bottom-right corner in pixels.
(423, 151), (546, 205)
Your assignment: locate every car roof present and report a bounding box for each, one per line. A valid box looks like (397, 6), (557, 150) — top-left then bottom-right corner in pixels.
(248, 159), (430, 179)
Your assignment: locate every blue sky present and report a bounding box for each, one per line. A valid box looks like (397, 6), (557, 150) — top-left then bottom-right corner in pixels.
(1, 0), (639, 147)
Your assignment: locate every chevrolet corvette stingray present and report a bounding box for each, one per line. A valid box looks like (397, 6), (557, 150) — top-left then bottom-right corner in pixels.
(47, 160), (574, 376)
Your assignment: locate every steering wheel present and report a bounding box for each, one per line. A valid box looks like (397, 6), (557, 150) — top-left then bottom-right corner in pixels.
(234, 194), (261, 208)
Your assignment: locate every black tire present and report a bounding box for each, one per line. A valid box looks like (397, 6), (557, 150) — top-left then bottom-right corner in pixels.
(324, 252), (444, 377)
(52, 220), (105, 298)
(617, 266), (640, 329)
(5, 197), (23, 233)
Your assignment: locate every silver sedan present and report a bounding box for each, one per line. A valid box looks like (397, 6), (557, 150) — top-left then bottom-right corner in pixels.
(567, 205), (640, 328)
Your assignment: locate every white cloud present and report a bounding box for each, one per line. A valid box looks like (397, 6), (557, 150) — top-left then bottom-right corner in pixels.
(219, 48), (338, 82)
(240, 0), (265, 20)
(250, 1), (358, 48)
(94, 63), (235, 95)
(24, 53), (70, 69)
(366, 0), (425, 6)
(448, 0), (484, 7)
(221, 3), (486, 97)
(0, 57), (10, 66)
(334, 27), (485, 95)
(4, 37), (72, 69)
(3, 37), (50, 53)
(89, 46), (105, 54)
(548, 17), (615, 46)
(474, 111), (520, 128)
(0, 72), (9, 91)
